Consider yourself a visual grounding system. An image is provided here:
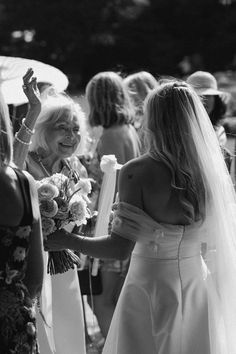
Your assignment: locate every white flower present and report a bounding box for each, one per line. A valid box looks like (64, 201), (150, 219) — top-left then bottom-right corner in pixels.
(40, 199), (58, 218)
(41, 217), (56, 237)
(28, 306), (36, 319)
(74, 178), (92, 196)
(26, 322), (36, 336)
(49, 173), (69, 187)
(16, 226), (31, 239)
(38, 183), (59, 200)
(13, 247), (26, 262)
(69, 196), (88, 225)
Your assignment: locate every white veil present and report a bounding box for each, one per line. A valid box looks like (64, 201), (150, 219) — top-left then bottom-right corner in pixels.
(176, 87), (236, 353)
(145, 83), (236, 353)
(189, 98), (236, 353)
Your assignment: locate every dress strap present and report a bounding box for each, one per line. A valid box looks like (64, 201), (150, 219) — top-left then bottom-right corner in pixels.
(13, 168), (33, 226)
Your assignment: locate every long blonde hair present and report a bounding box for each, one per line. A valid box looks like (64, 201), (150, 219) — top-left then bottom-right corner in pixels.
(144, 81), (207, 222)
(124, 71), (158, 115)
(86, 71), (135, 128)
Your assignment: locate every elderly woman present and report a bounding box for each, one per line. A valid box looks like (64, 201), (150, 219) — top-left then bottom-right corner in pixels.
(14, 69), (86, 354)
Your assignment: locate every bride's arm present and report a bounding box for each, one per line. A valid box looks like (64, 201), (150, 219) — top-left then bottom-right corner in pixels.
(13, 68), (41, 169)
(45, 162), (142, 260)
(45, 230), (135, 260)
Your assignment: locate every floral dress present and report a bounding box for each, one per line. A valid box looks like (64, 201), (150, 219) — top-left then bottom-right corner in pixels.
(0, 169), (39, 354)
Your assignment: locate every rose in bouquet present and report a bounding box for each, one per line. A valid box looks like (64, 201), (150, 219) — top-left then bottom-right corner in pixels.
(37, 173), (92, 275)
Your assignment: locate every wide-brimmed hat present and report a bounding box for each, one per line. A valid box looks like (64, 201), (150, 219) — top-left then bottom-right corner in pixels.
(187, 71), (223, 96)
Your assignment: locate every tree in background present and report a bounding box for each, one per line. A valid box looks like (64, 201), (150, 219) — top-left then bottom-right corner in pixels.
(0, 0), (235, 90)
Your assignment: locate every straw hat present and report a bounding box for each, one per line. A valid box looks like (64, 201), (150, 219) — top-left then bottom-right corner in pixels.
(186, 71), (223, 96)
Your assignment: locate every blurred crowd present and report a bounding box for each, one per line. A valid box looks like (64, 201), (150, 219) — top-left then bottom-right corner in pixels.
(1, 66), (236, 354)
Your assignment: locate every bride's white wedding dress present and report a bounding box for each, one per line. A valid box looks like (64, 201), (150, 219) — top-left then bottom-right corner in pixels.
(103, 202), (210, 354)
(101, 88), (236, 354)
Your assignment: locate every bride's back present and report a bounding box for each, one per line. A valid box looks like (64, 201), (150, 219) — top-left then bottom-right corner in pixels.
(118, 81), (208, 227)
(142, 156), (190, 225)
(119, 154), (192, 226)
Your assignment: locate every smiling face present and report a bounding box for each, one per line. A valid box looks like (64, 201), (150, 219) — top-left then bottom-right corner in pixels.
(45, 109), (81, 159)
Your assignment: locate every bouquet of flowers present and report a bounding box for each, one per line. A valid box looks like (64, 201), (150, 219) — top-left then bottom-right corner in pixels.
(36, 173), (92, 275)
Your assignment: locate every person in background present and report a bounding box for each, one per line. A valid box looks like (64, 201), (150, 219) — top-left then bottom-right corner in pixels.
(0, 90), (44, 353)
(187, 70), (232, 172)
(84, 71), (140, 341)
(46, 80), (236, 354)
(13, 68), (87, 354)
(123, 71), (159, 153)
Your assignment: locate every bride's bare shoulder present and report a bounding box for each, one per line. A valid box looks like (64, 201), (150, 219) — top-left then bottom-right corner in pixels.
(118, 155), (172, 204)
(120, 154), (171, 182)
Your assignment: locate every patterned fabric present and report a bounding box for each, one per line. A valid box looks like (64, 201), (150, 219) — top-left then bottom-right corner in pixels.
(0, 170), (39, 354)
(0, 225), (39, 354)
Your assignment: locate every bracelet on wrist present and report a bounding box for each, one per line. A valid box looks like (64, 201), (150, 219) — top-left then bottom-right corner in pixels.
(22, 118), (35, 135)
(15, 133), (32, 145)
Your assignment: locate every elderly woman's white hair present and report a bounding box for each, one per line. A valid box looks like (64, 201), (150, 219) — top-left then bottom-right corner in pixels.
(29, 88), (87, 156)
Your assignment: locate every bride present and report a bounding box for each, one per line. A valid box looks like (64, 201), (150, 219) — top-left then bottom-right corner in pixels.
(46, 80), (236, 353)
(14, 69), (86, 354)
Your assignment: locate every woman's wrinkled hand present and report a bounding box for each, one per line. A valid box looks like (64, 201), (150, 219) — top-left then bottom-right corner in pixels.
(44, 229), (72, 252)
(22, 68), (41, 109)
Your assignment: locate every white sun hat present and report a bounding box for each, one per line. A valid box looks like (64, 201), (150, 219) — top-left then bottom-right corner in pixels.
(0, 56), (69, 105)
(186, 71), (223, 96)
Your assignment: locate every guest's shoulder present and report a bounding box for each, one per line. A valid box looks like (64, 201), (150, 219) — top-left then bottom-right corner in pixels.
(0, 165), (17, 187)
(101, 124), (131, 137)
(0, 166), (24, 224)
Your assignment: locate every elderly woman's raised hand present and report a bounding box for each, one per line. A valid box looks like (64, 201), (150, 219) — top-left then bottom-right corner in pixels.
(22, 68), (41, 111)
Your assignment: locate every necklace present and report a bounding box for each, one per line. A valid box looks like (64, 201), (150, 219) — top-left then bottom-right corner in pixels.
(30, 151), (79, 181)
(32, 152), (51, 177)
